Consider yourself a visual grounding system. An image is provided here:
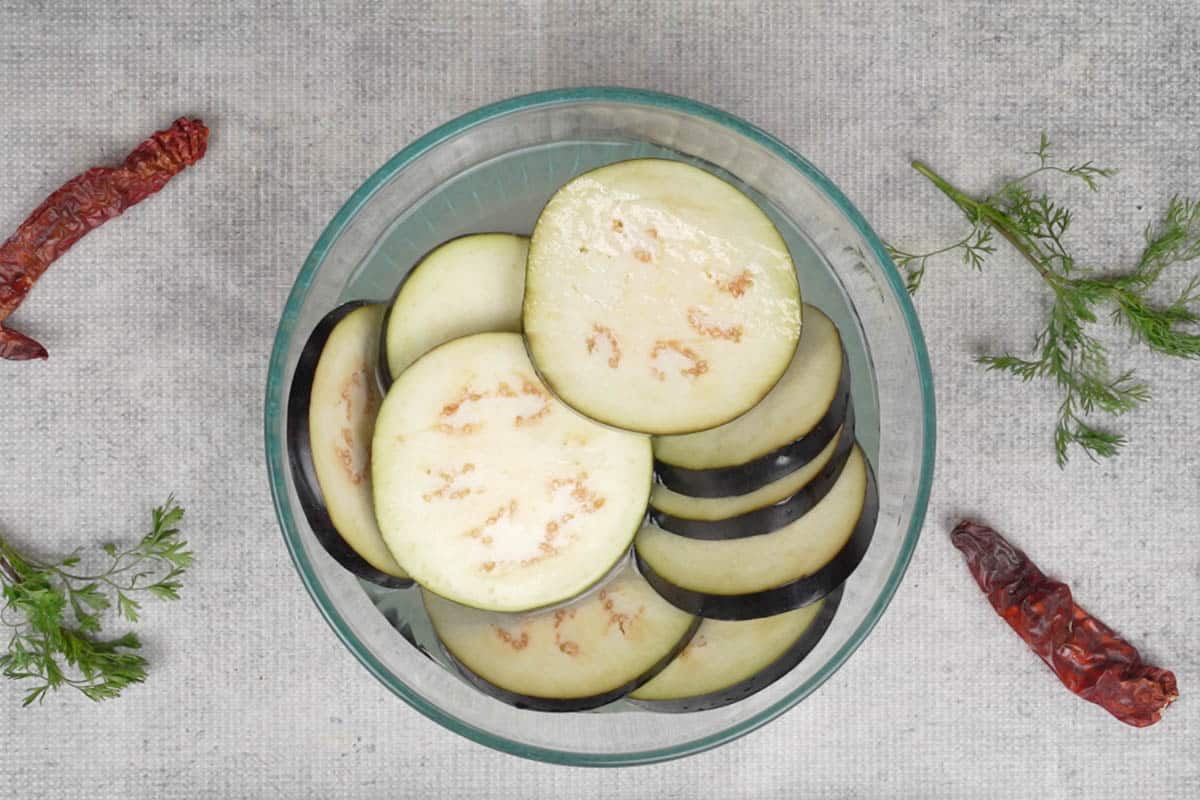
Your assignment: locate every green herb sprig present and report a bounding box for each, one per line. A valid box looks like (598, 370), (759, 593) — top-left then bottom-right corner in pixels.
(887, 135), (1200, 465)
(0, 498), (191, 705)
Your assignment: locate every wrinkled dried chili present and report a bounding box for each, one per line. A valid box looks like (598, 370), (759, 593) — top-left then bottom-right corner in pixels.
(951, 520), (1178, 727)
(0, 117), (209, 360)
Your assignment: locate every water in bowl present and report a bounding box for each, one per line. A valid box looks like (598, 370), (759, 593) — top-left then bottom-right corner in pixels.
(341, 140), (880, 710)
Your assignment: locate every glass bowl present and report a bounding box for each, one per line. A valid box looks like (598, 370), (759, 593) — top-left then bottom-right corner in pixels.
(264, 88), (935, 765)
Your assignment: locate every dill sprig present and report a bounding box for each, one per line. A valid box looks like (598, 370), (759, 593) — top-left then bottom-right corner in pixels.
(0, 497), (191, 705)
(887, 135), (1200, 465)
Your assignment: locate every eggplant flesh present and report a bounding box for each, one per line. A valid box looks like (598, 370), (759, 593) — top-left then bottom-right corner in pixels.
(629, 587), (841, 712)
(423, 561), (698, 711)
(380, 233), (529, 389)
(523, 158), (802, 435)
(371, 332), (652, 613)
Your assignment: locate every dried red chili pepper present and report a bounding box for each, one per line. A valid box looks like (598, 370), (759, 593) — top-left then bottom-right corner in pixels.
(951, 520), (1178, 727)
(0, 117), (209, 361)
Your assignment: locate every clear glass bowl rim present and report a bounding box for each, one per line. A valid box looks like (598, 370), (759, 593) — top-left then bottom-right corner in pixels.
(263, 86), (936, 766)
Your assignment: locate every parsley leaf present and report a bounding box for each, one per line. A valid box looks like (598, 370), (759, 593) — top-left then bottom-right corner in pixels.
(0, 497), (191, 704)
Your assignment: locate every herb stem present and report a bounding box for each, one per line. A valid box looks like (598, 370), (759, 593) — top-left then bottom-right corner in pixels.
(893, 137), (1197, 463)
(911, 160), (1056, 283)
(0, 538), (22, 586)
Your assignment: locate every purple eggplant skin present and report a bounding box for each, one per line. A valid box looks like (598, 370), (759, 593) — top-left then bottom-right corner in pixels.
(652, 353), (852, 498)
(629, 586), (842, 713)
(637, 459), (878, 621)
(648, 406), (856, 540)
(286, 300), (413, 590)
(436, 616), (701, 712)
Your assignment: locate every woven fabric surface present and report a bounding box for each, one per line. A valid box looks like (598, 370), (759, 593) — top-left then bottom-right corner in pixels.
(0, 1), (1196, 797)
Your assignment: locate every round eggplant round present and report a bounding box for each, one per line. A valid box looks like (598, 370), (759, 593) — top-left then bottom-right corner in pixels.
(635, 446), (878, 620)
(629, 587), (841, 712)
(372, 332), (652, 613)
(652, 305), (848, 496)
(286, 301), (412, 588)
(648, 407), (856, 539)
(379, 233), (529, 389)
(423, 559), (698, 712)
(523, 158), (802, 435)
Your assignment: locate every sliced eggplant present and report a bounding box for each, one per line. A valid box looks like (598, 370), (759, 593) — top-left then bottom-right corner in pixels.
(382, 233), (529, 384)
(372, 332), (652, 613)
(653, 306), (849, 497)
(650, 407), (854, 522)
(286, 302), (411, 588)
(649, 407), (856, 539)
(635, 446), (878, 620)
(524, 158), (801, 435)
(630, 588), (840, 712)
(424, 559), (698, 711)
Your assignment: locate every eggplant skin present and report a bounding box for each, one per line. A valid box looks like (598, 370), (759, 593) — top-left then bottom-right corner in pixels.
(286, 301), (413, 590)
(637, 461), (878, 620)
(653, 354), (852, 498)
(629, 587), (842, 713)
(649, 405), (856, 540)
(375, 296), (399, 395)
(438, 616), (701, 712)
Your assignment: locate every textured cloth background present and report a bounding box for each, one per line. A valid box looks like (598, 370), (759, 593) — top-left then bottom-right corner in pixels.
(1, 1), (1197, 797)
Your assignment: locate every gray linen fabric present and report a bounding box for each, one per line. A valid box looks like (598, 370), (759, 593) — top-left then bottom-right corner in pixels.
(1, 1), (1196, 797)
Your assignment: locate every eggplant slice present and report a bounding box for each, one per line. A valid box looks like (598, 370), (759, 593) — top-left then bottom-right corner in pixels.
(381, 233), (529, 385)
(524, 158), (802, 435)
(424, 559), (698, 711)
(630, 587), (841, 712)
(649, 406), (854, 522)
(649, 406), (856, 539)
(635, 446), (878, 620)
(287, 302), (412, 588)
(653, 306), (848, 497)
(372, 332), (652, 613)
